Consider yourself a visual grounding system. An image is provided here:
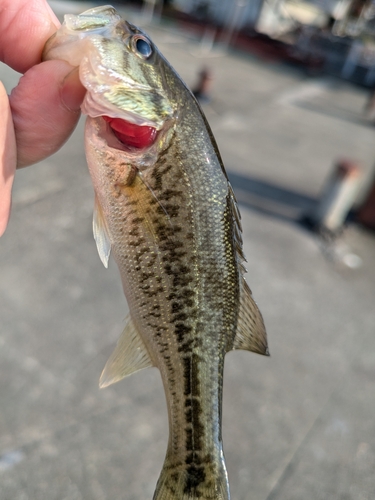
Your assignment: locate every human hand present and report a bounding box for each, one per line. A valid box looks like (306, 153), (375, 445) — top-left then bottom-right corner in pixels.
(0, 0), (86, 236)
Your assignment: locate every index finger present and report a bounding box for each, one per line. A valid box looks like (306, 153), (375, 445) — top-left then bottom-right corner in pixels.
(0, 0), (60, 74)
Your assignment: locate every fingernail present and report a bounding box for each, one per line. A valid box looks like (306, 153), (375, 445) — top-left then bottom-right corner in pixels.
(61, 67), (86, 111)
(45, 2), (61, 31)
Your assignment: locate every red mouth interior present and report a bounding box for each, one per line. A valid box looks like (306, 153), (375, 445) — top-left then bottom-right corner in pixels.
(103, 116), (157, 149)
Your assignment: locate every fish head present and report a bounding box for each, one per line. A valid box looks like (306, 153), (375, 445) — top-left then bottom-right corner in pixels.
(43, 5), (179, 163)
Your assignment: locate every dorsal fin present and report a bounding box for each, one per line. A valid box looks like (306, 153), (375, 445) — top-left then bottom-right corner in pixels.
(231, 278), (269, 355)
(227, 183), (269, 356)
(99, 316), (154, 388)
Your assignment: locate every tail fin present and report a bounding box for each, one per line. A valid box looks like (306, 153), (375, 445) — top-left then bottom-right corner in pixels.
(153, 455), (230, 500)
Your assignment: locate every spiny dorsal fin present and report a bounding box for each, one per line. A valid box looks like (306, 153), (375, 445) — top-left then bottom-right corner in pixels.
(99, 316), (154, 388)
(228, 182), (243, 232)
(228, 183), (246, 264)
(93, 195), (111, 268)
(231, 279), (269, 356)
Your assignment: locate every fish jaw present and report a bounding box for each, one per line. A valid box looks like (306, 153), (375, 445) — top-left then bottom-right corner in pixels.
(42, 5), (174, 129)
(42, 6), (124, 68)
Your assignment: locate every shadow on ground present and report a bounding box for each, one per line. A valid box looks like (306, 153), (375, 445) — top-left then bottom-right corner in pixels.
(228, 171), (317, 224)
(295, 101), (371, 128)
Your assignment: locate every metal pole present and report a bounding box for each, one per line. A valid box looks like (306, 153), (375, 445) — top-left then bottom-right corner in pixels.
(142, 0), (157, 24)
(220, 0), (247, 49)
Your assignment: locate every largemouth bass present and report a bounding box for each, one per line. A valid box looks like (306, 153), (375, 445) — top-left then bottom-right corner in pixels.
(43, 6), (268, 499)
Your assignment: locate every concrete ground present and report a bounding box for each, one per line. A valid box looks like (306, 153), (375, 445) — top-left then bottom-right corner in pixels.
(1, 2), (375, 499)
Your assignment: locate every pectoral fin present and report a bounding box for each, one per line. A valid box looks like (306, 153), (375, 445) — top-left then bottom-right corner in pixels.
(99, 316), (154, 388)
(93, 196), (111, 268)
(231, 279), (269, 356)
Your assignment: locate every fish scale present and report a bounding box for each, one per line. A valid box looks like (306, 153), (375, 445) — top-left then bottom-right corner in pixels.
(43, 6), (268, 499)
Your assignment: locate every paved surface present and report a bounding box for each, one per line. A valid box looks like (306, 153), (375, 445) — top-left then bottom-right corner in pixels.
(1, 2), (375, 499)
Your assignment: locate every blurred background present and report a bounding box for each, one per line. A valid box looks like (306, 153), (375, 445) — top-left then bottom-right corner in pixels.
(1, 0), (375, 499)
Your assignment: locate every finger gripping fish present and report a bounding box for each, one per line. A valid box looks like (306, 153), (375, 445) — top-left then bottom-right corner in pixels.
(43, 6), (268, 499)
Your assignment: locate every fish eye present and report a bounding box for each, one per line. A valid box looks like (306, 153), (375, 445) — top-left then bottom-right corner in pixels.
(132, 36), (153, 59)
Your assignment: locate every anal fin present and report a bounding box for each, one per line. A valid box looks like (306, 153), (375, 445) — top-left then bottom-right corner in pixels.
(99, 316), (154, 388)
(231, 279), (269, 356)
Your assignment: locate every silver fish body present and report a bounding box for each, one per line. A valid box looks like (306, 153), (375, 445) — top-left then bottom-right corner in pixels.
(43, 6), (268, 499)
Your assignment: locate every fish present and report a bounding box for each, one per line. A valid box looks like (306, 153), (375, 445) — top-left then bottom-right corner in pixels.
(43, 6), (268, 499)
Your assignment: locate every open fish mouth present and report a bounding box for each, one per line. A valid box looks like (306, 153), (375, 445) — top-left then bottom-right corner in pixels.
(82, 91), (161, 153)
(80, 74), (165, 153)
(101, 115), (158, 150)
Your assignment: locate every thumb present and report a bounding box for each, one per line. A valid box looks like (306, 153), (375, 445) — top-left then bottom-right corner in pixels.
(10, 59), (86, 168)
(0, 81), (16, 237)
